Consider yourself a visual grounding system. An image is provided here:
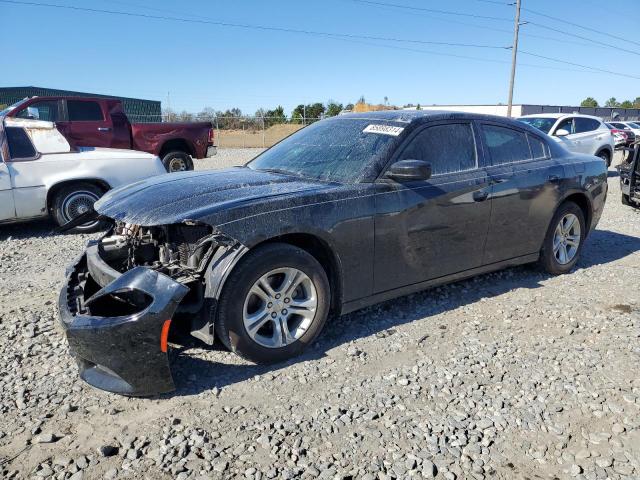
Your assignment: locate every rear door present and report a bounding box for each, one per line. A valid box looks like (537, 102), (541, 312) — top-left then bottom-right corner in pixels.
(480, 123), (564, 263)
(373, 121), (492, 292)
(59, 99), (114, 148)
(574, 117), (608, 155)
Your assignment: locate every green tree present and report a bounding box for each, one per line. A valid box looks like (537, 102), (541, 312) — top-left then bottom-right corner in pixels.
(416, 104), (422, 110)
(326, 101), (344, 117)
(620, 100), (633, 109)
(605, 97), (620, 107)
(633, 97), (640, 108)
(580, 97), (599, 108)
(263, 105), (286, 127)
(345, 103), (354, 111)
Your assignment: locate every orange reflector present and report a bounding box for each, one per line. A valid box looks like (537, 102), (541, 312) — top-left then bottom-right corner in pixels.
(160, 319), (172, 353)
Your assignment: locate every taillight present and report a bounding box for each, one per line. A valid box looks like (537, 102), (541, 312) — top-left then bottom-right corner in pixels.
(208, 128), (214, 144)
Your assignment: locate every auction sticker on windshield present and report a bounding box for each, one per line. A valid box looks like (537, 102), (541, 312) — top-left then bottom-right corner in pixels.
(363, 124), (405, 136)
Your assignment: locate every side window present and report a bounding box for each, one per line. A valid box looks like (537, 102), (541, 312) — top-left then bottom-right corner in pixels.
(6, 127), (37, 160)
(555, 118), (574, 134)
(67, 101), (103, 121)
(16, 101), (60, 122)
(574, 118), (601, 133)
(398, 123), (477, 175)
(482, 125), (531, 165)
(528, 134), (547, 159)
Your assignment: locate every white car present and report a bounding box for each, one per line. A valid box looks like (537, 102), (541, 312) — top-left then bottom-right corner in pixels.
(609, 121), (640, 140)
(0, 117), (167, 232)
(517, 113), (615, 166)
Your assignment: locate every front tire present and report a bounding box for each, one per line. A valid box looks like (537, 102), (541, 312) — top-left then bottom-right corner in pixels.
(539, 202), (585, 275)
(215, 243), (330, 364)
(51, 183), (104, 233)
(162, 151), (194, 173)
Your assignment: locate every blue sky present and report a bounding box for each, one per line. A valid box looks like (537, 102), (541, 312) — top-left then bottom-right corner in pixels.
(3, 0), (640, 116)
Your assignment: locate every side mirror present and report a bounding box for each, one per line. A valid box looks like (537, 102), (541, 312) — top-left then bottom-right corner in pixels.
(385, 159), (432, 182)
(555, 128), (570, 137)
(26, 106), (40, 120)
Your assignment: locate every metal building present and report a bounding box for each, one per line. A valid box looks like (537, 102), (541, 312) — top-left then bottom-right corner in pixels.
(0, 86), (162, 122)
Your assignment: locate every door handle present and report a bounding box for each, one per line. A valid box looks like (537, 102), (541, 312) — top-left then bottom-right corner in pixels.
(97, 127), (112, 132)
(548, 175), (560, 183)
(473, 190), (489, 202)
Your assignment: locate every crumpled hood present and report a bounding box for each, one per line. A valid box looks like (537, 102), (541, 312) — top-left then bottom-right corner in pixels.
(94, 167), (333, 226)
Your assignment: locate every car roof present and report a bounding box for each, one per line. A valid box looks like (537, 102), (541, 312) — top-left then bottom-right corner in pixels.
(335, 109), (532, 130)
(518, 113), (603, 121)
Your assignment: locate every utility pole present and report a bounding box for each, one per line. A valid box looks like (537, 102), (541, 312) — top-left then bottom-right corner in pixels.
(507, 0), (522, 118)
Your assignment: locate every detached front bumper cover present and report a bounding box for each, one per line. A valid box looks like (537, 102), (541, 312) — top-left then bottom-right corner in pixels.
(59, 244), (189, 396)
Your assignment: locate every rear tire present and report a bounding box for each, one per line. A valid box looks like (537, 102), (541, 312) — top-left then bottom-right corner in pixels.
(596, 149), (611, 167)
(539, 202), (586, 275)
(162, 151), (194, 173)
(215, 243), (330, 364)
(51, 182), (105, 233)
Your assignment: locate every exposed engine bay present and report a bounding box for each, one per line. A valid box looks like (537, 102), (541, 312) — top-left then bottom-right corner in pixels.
(101, 222), (219, 281)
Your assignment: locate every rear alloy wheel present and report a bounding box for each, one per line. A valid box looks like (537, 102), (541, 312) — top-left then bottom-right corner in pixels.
(597, 150), (611, 167)
(162, 151), (194, 173)
(51, 182), (104, 233)
(539, 202), (585, 275)
(215, 243), (330, 364)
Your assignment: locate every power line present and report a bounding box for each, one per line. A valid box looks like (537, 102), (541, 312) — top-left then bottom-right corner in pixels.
(524, 21), (640, 57)
(522, 7), (640, 48)
(351, 0), (512, 21)
(519, 50), (640, 81)
(0, 0), (508, 49)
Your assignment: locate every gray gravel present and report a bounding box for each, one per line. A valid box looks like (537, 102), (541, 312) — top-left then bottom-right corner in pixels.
(0, 150), (638, 479)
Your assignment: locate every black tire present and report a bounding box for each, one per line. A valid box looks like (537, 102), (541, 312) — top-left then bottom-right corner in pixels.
(215, 243), (331, 364)
(596, 149), (611, 167)
(539, 202), (586, 275)
(162, 151), (194, 173)
(51, 182), (105, 233)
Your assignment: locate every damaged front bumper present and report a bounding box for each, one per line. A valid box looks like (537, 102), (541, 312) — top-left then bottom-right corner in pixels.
(58, 242), (189, 396)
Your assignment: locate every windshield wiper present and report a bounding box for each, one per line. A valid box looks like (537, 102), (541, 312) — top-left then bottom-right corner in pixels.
(260, 168), (295, 176)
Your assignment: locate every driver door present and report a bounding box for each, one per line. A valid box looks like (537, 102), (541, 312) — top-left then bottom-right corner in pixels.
(373, 121), (492, 293)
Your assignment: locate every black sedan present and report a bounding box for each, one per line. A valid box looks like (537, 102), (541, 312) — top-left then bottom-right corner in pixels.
(59, 110), (608, 395)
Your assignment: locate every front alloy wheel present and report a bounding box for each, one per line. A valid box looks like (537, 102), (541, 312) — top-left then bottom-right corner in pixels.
(243, 268), (318, 348)
(215, 243), (330, 364)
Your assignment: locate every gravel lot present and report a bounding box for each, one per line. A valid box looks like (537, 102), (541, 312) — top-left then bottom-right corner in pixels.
(0, 150), (638, 480)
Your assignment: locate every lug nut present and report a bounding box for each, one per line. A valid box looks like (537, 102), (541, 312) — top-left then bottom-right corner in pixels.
(268, 302), (273, 308)
(271, 312), (277, 318)
(282, 309), (288, 315)
(284, 298), (290, 303)
(275, 294), (281, 299)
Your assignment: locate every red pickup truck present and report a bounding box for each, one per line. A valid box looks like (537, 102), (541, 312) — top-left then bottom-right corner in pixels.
(4, 96), (215, 172)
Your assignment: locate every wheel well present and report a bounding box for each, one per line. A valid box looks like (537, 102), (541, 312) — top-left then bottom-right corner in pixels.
(159, 139), (195, 158)
(595, 146), (611, 158)
(46, 179), (110, 212)
(261, 233), (342, 315)
(562, 193), (592, 232)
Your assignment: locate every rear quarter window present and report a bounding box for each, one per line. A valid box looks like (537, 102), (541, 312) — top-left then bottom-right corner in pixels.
(528, 135), (547, 159)
(6, 127), (37, 160)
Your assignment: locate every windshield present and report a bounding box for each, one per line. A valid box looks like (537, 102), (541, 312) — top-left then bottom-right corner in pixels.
(0, 99), (29, 117)
(517, 117), (557, 134)
(247, 118), (403, 183)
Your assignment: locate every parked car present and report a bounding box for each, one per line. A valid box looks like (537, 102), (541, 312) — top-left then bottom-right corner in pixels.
(2, 97), (216, 172)
(606, 123), (637, 147)
(608, 121), (639, 144)
(0, 117), (166, 231)
(59, 110), (608, 395)
(518, 113), (614, 166)
(619, 145), (639, 208)
(613, 131), (627, 148)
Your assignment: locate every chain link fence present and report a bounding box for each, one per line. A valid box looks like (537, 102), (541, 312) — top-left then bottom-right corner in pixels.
(126, 114), (323, 148)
